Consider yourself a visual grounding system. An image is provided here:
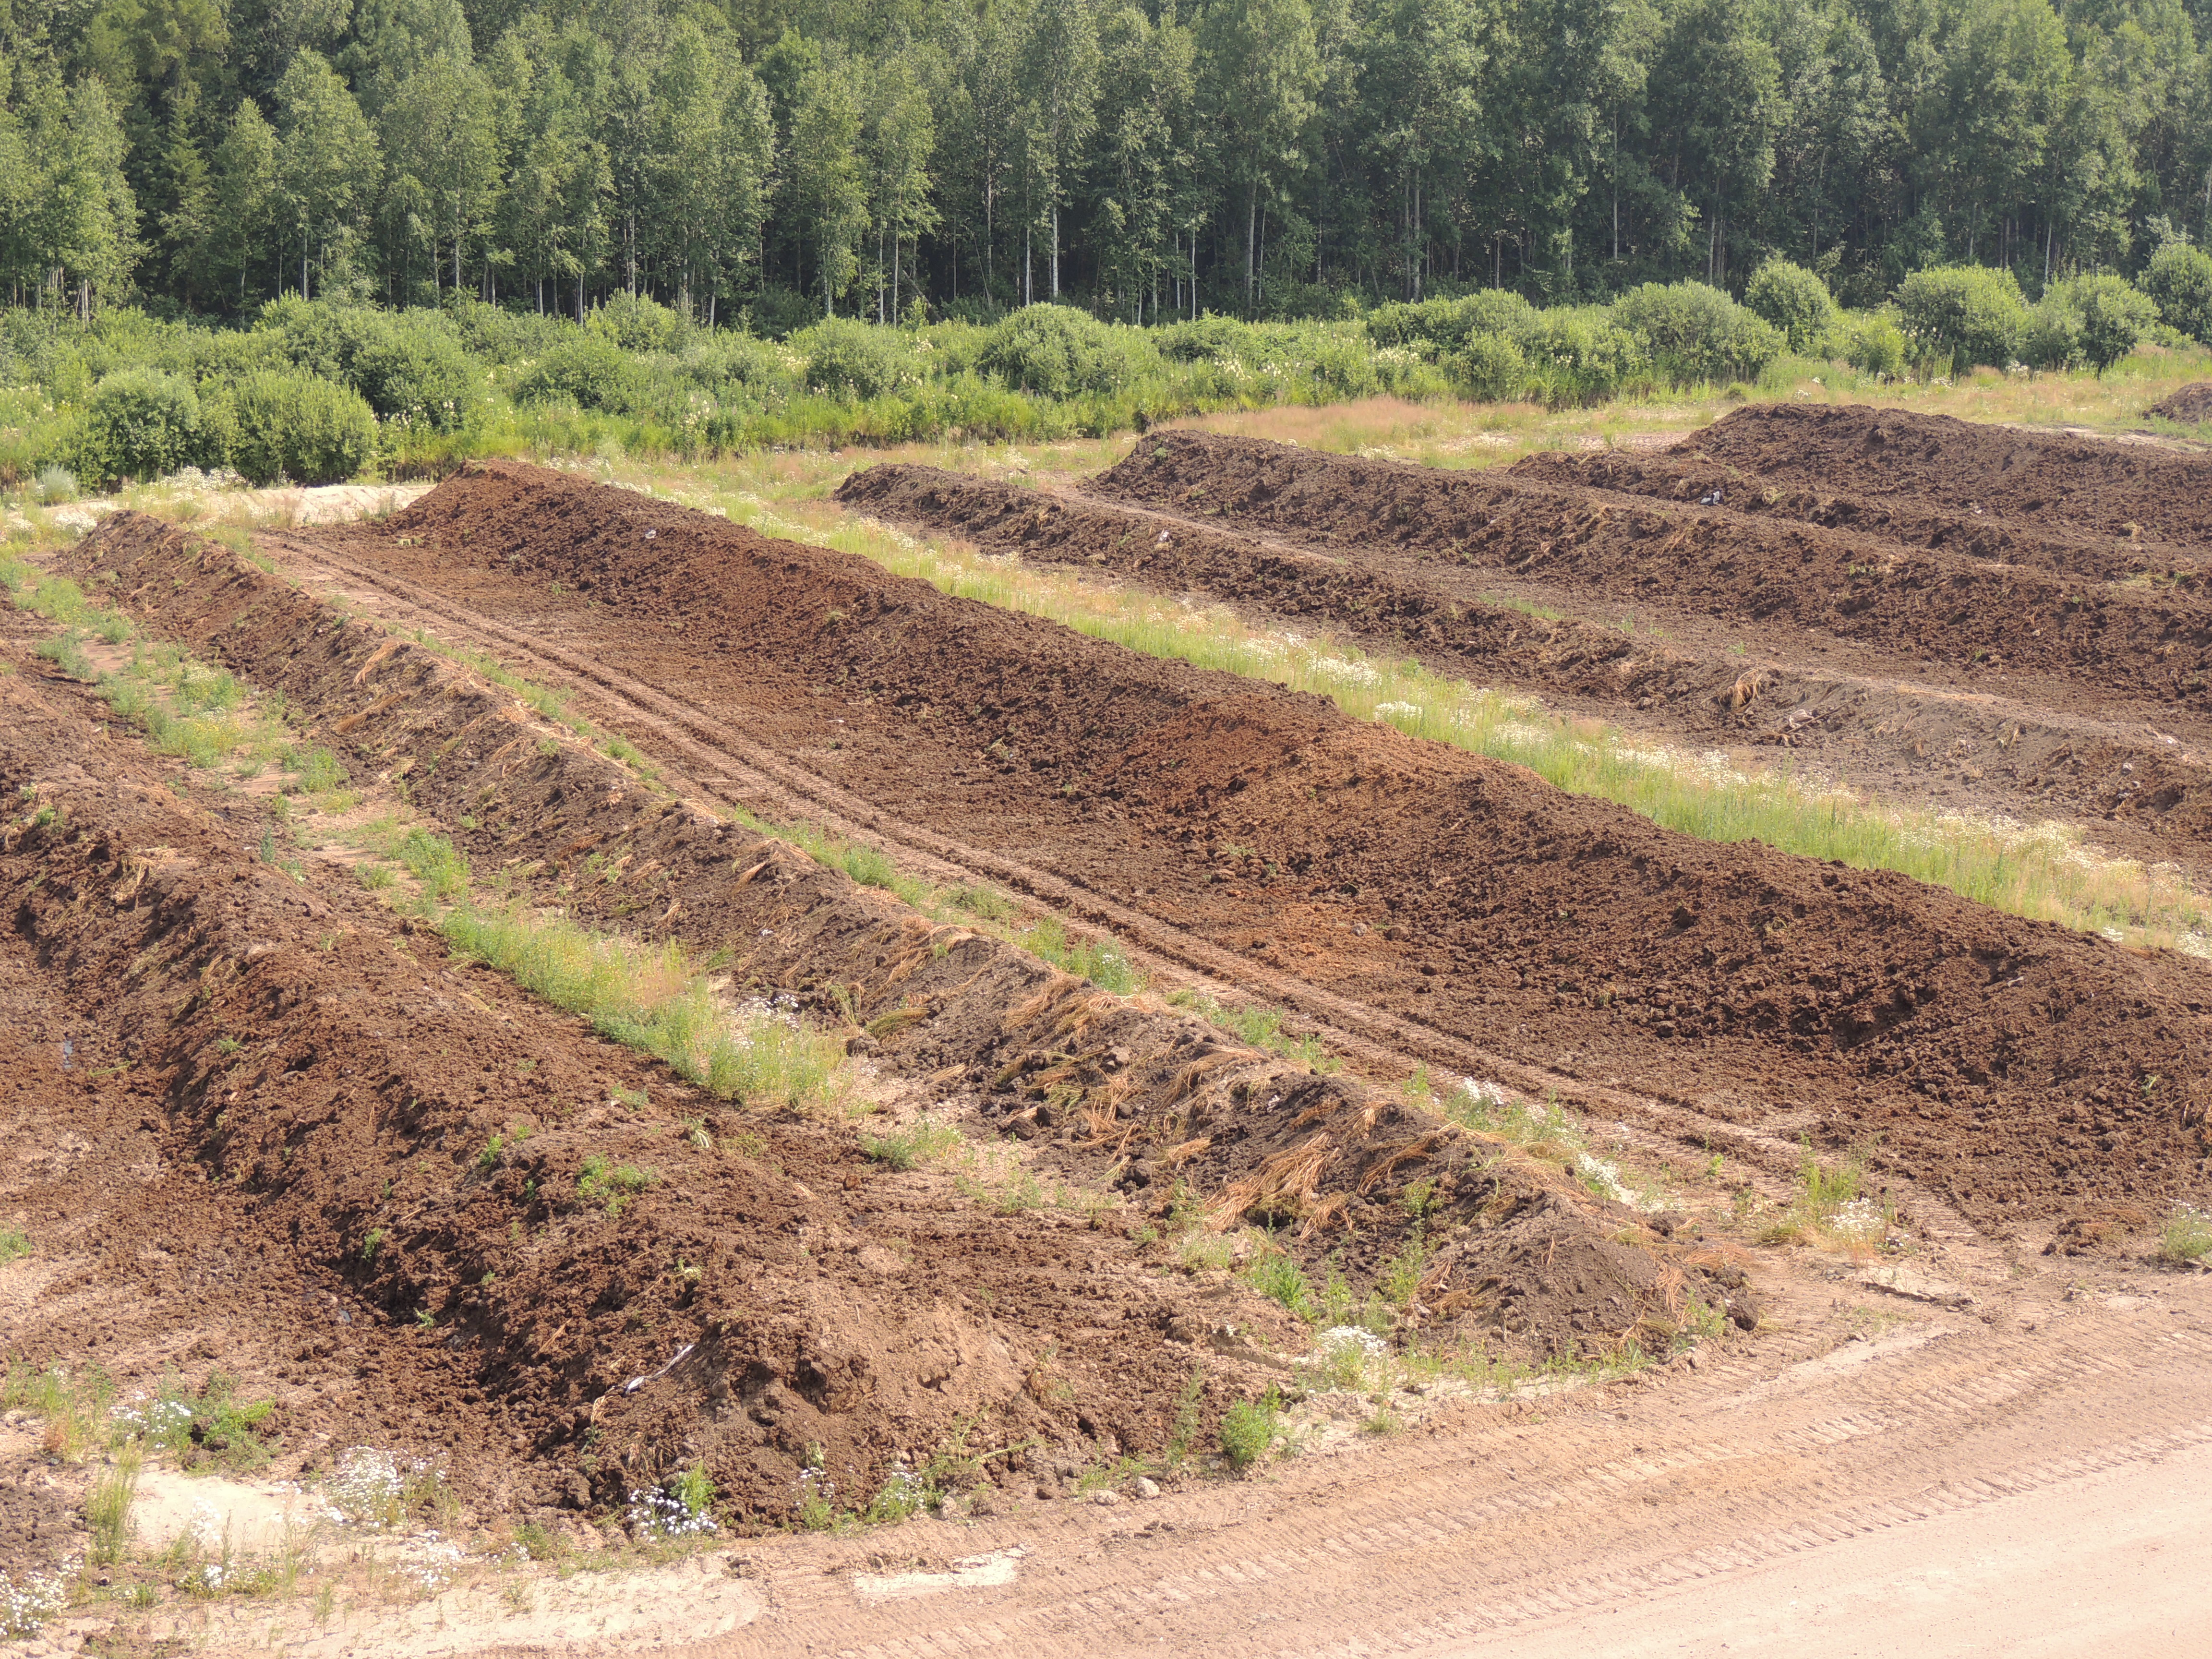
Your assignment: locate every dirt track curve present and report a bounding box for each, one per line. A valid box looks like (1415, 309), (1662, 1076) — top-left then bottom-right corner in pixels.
(673, 1280), (2212, 1658)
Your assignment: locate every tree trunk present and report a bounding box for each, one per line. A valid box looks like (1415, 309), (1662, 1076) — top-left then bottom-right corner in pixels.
(1051, 203), (1060, 300)
(1246, 187), (1257, 313)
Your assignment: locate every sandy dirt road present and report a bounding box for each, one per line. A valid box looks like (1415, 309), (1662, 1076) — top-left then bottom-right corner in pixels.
(640, 1272), (2212, 1659)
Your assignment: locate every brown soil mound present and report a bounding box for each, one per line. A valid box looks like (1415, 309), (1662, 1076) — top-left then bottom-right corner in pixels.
(843, 461), (2212, 869)
(0, 660), (1301, 1535)
(1084, 431), (2212, 712)
(1508, 447), (2188, 583)
(2148, 383), (2212, 426)
(838, 459), (1710, 708)
(1675, 403), (2212, 553)
(20, 512), (1753, 1544)
(313, 461), (2212, 1234)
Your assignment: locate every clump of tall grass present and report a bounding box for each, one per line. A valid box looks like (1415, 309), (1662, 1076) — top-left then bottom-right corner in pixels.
(2159, 1204), (2212, 1264)
(439, 903), (849, 1111)
(1758, 1137), (1891, 1251)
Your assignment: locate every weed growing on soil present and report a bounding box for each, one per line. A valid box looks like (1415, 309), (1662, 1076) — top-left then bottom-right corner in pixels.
(396, 828), (470, 899)
(110, 1373), (279, 1472)
(1245, 1239), (1321, 1321)
(1759, 1138), (1892, 1251)
(1164, 1366), (1207, 1467)
(0, 1227), (28, 1262)
(0, 1565), (67, 1638)
(1165, 991), (1335, 1070)
(87, 1440), (144, 1564)
(2159, 1205), (2212, 1264)
(1220, 1390), (1287, 1471)
(628, 1466), (718, 1539)
(1014, 912), (1142, 992)
(3, 1362), (114, 1459)
(950, 1145), (1053, 1214)
(577, 1154), (657, 1214)
(1447, 1079), (1588, 1161)
(859, 1115), (962, 1170)
(438, 904), (850, 1111)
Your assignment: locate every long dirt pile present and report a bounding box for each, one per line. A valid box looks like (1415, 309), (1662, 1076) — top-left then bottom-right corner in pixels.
(1671, 402), (2212, 553)
(1082, 431), (2212, 712)
(841, 457), (2212, 868)
(330, 461), (2212, 1237)
(836, 459), (1735, 712)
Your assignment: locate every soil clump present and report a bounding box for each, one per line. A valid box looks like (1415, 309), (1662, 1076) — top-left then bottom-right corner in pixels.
(290, 461), (2212, 1238)
(2148, 383), (2212, 426)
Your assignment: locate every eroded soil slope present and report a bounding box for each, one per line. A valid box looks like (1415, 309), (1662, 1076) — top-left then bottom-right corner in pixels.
(301, 462), (2212, 1237)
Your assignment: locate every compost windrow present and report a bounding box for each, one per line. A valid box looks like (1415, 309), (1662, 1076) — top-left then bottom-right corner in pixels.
(1082, 430), (2212, 718)
(305, 461), (2212, 1237)
(837, 459), (2212, 872)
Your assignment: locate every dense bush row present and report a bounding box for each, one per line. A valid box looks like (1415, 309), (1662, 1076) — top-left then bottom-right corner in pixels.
(6, 251), (2210, 495)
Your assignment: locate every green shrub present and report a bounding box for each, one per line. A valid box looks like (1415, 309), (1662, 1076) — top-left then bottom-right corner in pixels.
(1611, 281), (1783, 385)
(1155, 315), (1259, 362)
(2018, 298), (2082, 374)
(79, 368), (204, 486)
(2139, 241), (2212, 344)
(1743, 259), (1840, 355)
(1445, 332), (1528, 401)
(1220, 1389), (1285, 1471)
(1843, 310), (1908, 380)
(790, 316), (925, 399)
(227, 370), (376, 485)
(749, 285), (824, 341)
(253, 297), (480, 429)
(1365, 290), (1540, 355)
(979, 304), (1139, 396)
(1893, 265), (2028, 375)
(348, 328), (479, 430)
(1524, 310), (1647, 405)
(514, 334), (652, 413)
(589, 292), (689, 353)
(2051, 273), (2159, 373)
(678, 333), (792, 395)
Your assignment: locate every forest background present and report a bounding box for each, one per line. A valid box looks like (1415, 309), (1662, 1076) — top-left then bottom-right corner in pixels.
(5, 0), (2212, 491)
